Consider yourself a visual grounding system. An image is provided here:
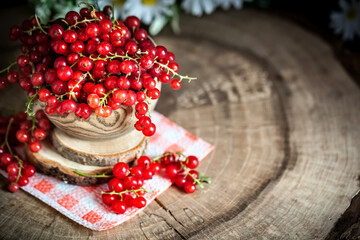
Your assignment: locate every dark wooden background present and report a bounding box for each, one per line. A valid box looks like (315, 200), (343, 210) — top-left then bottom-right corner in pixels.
(0, 5), (360, 240)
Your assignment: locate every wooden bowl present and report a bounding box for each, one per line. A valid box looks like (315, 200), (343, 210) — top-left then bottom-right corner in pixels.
(42, 81), (161, 141)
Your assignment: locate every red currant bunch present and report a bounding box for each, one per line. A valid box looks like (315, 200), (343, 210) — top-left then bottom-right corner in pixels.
(101, 155), (161, 214)
(160, 152), (211, 193)
(96, 151), (210, 214)
(1, 4), (196, 138)
(0, 112), (38, 192)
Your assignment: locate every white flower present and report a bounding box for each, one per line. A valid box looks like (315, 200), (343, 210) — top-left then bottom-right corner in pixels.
(123, 0), (175, 25)
(330, 0), (360, 40)
(181, 0), (216, 17)
(97, 0), (127, 20)
(213, 0), (244, 10)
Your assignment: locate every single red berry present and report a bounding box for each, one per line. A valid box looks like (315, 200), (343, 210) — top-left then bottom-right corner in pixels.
(174, 175), (186, 188)
(135, 102), (148, 115)
(146, 88), (160, 100)
(78, 57), (93, 71)
(38, 88), (51, 102)
(63, 29), (78, 43)
(7, 163), (19, 176)
(61, 99), (77, 113)
(123, 195), (134, 207)
(117, 76), (130, 89)
(70, 41), (85, 53)
(142, 169), (154, 180)
(75, 103), (92, 120)
(143, 77), (156, 90)
(134, 28), (148, 42)
(170, 79), (182, 90)
(124, 176), (138, 189)
(111, 200), (127, 214)
(99, 19), (113, 33)
(165, 164), (178, 178)
(108, 178), (124, 192)
(125, 16), (140, 30)
(6, 70), (19, 83)
(102, 193), (117, 205)
(142, 123), (156, 137)
(137, 156), (151, 169)
(18, 176), (29, 186)
(57, 66), (73, 81)
(16, 129), (30, 143)
(184, 181), (196, 193)
(107, 60), (121, 74)
(34, 128), (46, 141)
(156, 46), (167, 60)
(37, 118), (51, 131)
(65, 11), (81, 25)
(49, 24), (64, 40)
(0, 153), (12, 166)
(8, 183), (19, 192)
(133, 196), (146, 208)
(24, 165), (36, 177)
(85, 23), (100, 39)
(120, 60), (134, 74)
(158, 72), (171, 84)
(123, 90), (136, 106)
(130, 166), (143, 178)
(140, 55), (154, 69)
(29, 140), (42, 153)
(113, 162), (129, 180)
(136, 91), (146, 102)
(186, 170), (199, 182)
(0, 77), (7, 90)
(112, 89), (127, 103)
(150, 162), (161, 174)
(17, 55), (30, 67)
(97, 41), (112, 55)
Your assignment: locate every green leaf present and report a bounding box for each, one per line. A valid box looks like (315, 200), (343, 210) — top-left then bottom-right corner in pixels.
(170, 4), (181, 35)
(149, 15), (170, 36)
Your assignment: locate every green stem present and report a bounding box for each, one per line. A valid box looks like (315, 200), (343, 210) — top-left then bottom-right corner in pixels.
(74, 170), (114, 178)
(157, 62), (197, 83)
(4, 118), (14, 156)
(34, 14), (47, 34)
(102, 187), (154, 200)
(0, 61), (17, 74)
(25, 89), (39, 117)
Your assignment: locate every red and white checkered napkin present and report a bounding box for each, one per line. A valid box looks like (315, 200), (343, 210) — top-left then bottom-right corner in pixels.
(0, 111), (214, 231)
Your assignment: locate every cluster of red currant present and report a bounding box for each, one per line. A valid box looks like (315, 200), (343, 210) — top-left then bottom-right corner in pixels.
(1, 3), (195, 137)
(0, 112), (43, 192)
(89, 152), (210, 214)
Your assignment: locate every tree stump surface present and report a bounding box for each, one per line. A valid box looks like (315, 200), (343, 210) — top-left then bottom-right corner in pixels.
(1, 9), (360, 239)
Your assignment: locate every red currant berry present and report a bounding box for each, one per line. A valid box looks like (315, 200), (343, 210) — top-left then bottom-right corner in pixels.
(174, 175), (186, 188)
(7, 163), (19, 176)
(16, 129), (29, 143)
(49, 24), (64, 40)
(6, 70), (19, 83)
(140, 55), (154, 69)
(186, 156), (199, 169)
(65, 11), (81, 25)
(125, 16), (140, 30)
(38, 88), (51, 102)
(130, 166), (143, 178)
(147, 88), (160, 100)
(24, 165), (36, 177)
(135, 102), (148, 115)
(0, 153), (12, 166)
(97, 41), (112, 55)
(184, 181), (196, 193)
(134, 28), (148, 42)
(29, 140), (42, 153)
(57, 66), (73, 81)
(61, 99), (77, 113)
(30, 71), (44, 87)
(108, 178), (124, 192)
(34, 128), (46, 141)
(117, 76), (130, 89)
(78, 57), (93, 71)
(113, 162), (129, 180)
(120, 60), (134, 74)
(102, 193), (117, 205)
(137, 156), (151, 169)
(142, 169), (154, 180)
(133, 196), (147, 208)
(124, 176), (138, 189)
(150, 162), (161, 174)
(8, 183), (20, 193)
(18, 176), (29, 186)
(111, 200), (127, 214)
(142, 123), (156, 136)
(85, 23), (100, 39)
(170, 79), (182, 90)
(165, 164), (178, 178)
(63, 29), (78, 43)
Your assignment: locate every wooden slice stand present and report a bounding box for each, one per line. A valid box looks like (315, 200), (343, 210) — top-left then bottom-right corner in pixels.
(25, 87), (160, 185)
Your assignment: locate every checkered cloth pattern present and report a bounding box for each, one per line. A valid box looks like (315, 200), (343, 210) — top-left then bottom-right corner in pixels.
(0, 111), (214, 231)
